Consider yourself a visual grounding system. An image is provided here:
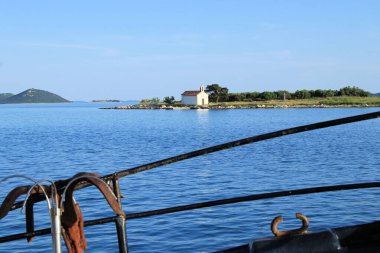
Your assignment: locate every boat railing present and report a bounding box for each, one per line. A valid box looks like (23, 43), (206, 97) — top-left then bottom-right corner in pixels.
(1, 111), (380, 252)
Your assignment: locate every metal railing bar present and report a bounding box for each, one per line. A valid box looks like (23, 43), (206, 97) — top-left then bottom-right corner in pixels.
(9, 111), (380, 211)
(0, 216), (118, 243)
(3, 181), (380, 244)
(124, 181), (380, 220)
(112, 111), (380, 178)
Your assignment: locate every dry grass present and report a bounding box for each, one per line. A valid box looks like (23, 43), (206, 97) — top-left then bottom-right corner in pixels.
(210, 97), (380, 107)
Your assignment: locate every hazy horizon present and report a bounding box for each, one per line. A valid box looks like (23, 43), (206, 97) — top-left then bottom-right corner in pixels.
(1, 1), (380, 101)
(1, 86), (379, 102)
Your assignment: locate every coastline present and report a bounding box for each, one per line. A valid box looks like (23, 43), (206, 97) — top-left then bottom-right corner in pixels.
(100, 104), (380, 110)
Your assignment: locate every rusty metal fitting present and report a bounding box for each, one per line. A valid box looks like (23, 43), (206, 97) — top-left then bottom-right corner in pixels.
(271, 213), (309, 238)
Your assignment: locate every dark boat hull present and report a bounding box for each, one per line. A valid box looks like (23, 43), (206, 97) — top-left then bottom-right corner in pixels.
(217, 221), (380, 253)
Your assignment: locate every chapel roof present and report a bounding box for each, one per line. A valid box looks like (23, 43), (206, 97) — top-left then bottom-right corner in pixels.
(181, 90), (201, 96)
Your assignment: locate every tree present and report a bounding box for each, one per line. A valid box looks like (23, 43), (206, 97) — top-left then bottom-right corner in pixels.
(163, 96), (175, 105)
(274, 90), (291, 100)
(140, 97), (160, 106)
(338, 86), (371, 97)
(324, 89), (337, 97)
(260, 91), (277, 100)
(205, 84), (229, 103)
(294, 90), (311, 99)
(227, 93), (243, 102)
(245, 92), (260, 100)
(313, 89), (325, 98)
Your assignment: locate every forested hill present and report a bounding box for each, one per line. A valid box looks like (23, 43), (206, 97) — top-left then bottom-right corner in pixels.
(0, 88), (70, 104)
(372, 93), (380, 97)
(0, 93), (14, 101)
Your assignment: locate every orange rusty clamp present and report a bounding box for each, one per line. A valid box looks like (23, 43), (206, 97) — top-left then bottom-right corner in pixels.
(271, 213), (309, 238)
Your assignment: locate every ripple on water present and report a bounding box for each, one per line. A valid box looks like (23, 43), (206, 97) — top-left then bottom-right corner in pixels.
(0, 105), (379, 252)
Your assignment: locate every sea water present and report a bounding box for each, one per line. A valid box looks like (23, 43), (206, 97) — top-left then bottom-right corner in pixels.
(0, 104), (379, 252)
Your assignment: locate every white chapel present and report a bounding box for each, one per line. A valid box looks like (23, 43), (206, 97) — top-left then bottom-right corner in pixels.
(181, 86), (209, 105)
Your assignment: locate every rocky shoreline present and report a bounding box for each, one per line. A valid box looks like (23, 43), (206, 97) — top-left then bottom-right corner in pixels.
(100, 104), (379, 110)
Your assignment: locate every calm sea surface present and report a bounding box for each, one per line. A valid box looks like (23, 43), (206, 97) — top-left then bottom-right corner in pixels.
(0, 103), (380, 252)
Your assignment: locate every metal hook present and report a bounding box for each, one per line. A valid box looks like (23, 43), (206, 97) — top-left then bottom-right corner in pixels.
(271, 213), (309, 238)
(59, 173), (125, 253)
(22, 179), (58, 212)
(59, 175), (117, 214)
(0, 175), (61, 253)
(0, 175), (52, 211)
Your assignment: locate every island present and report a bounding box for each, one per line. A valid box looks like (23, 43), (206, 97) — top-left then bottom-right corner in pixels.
(92, 100), (121, 103)
(0, 93), (14, 101)
(101, 85), (380, 110)
(0, 88), (70, 104)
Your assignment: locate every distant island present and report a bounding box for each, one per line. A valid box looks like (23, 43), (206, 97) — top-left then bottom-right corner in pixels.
(0, 93), (14, 101)
(0, 88), (70, 104)
(92, 99), (121, 103)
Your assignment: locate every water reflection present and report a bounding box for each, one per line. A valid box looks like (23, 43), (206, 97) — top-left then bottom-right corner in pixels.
(196, 109), (209, 125)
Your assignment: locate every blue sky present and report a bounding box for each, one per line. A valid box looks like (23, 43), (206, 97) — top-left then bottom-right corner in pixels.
(1, 0), (380, 100)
